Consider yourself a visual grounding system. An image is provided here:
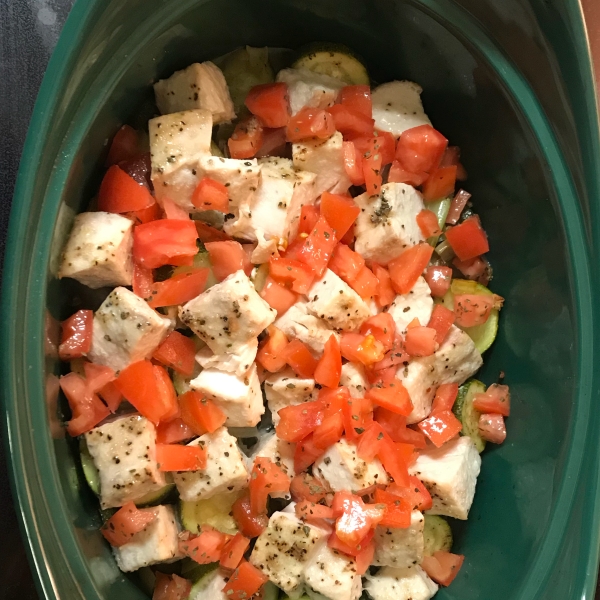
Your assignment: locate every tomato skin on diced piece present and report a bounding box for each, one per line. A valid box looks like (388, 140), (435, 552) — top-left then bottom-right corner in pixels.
(288, 215), (337, 278)
(290, 472), (333, 505)
(153, 572), (192, 600)
(101, 502), (157, 547)
(386, 475), (433, 511)
(453, 293), (495, 328)
(269, 257), (315, 294)
(478, 413), (507, 444)
(220, 532), (251, 570)
(192, 177), (229, 213)
(427, 304), (455, 345)
(133, 219), (198, 269)
(371, 263), (395, 308)
(277, 400), (324, 443)
(295, 433), (327, 472)
(422, 165), (457, 202)
(228, 115), (265, 159)
(153, 331), (196, 376)
(425, 266), (452, 298)
(404, 326), (438, 357)
(153, 364), (179, 421)
(351, 265), (379, 299)
(418, 409), (462, 448)
(98, 165), (154, 214)
(329, 244), (365, 284)
(388, 160), (428, 186)
(366, 379), (413, 416)
(320, 192), (361, 241)
(416, 209), (442, 238)
(260, 276), (298, 316)
(147, 269), (209, 308)
(257, 325), (289, 372)
(356, 422), (385, 462)
(281, 339), (319, 378)
(60, 372), (111, 436)
(374, 408), (427, 449)
(362, 137), (383, 196)
(179, 390), (226, 435)
(245, 82), (290, 128)
(432, 383), (459, 413)
(421, 551), (465, 587)
(133, 264), (154, 299)
(360, 313), (396, 353)
(179, 526), (227, 564)
(332, 491), (385, 547)
(395, 125), (448, 174)
(388, 243), (434, 295)
(156, 443), (207, 471)
(314, 335), (342, 389)
(232, 493), (269, 538)
(376, 436), (412, 487)
(444, 216), (489, 261)
(286, 107), (336, 142)
(59, 309), (93, 361)
(374, 488), (412, 529)
(156, 418), (196, 445)
(297, 204), (320, 237)
(342, 141), (366, 186)
(340, 333), (386, 366)
(195, 221), (233, 243)
(223, 561), (269, 600)
(328, 104), (375, 138)
(340, 85), (372, 118)
(473, 383), (511, 416)
(106, 125), (141, 167)
(250, 457), (291, 515)
(205, 241), (251, 281)
(295, 500), (335, 523)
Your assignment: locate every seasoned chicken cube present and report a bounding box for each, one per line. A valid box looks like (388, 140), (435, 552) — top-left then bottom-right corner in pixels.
(179, 270), (275, 355)
(88, 286), (171, 372)
(371, 81), (431, 138)
(354, 183), (425, 265)
(373, 510), (425, 568)
(340, 362), (368, 398)
(250, 511), (329, 598)
(398, 325), (483, 423)
(364, 566), (438, 600)
(251, 233), (280, 264)
(59, 212), (133, 289)
(264, 367), (317, 425)
(85, 416), (167, 509)
(277, 68), (345, 115)
(225, 157), (317, 243)
(275, 302), (339, 355)
(154, 62), (235, 124)
(173, 427), (249, 501)
(113, 505), (182, 572)
(307, 270), (371, 332)
(304, 545), (362, 600)
(196, 155), (261, 213)
(313, 438), (389, 493)
(251, 433), (295, 491)
(195, 338), (258, 377)
(149, 109), (212, 211)
(386, 277), (433, 334)
(189, 363), (264, 427)
(292, 132), (351, 197)
(409, 436), (481, 520)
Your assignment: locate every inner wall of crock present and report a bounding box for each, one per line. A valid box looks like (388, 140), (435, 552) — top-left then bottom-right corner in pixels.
(44, 0), (576, 598)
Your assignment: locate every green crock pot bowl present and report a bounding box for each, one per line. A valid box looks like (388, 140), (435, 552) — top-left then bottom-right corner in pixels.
(2, 0), (600, 598)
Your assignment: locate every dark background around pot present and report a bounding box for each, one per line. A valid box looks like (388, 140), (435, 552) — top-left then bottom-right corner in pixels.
(0, 1), (598, 599)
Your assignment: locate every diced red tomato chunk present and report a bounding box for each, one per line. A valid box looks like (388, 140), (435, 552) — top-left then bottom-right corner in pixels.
(147, 269), (209, 308)
(320, 192), (361, 240)
(294, 433), (327, 472)
(245, 82), (290, 128)
(179, 390), (226, 435)
(340, 333), (386, 366)
(473, 383), (511, 416)
(192, 177), (229, 212)
(332, 491), (384, 547)
(98, 165), (154, 213)
(223, 561), (269, 600)
(156, 443), (206, 471)
(277, 400), (324, 443)
(101, 502), (156, 547)
(418, 410), (462, 447)
(432, 383), (459, 413)
(425, 266), (452, 298)
(220, 532), (251, 569)
(453, 294), (495, 327)
(388, 243), (434, 294)
(205, 241), (251, 281)
(287, 215), (337, 278)
(444, 216), (489, 261)
(269, 257), (315, 294)
(257, 325), (289, 372)
(478, 413), (507, 444)
(342, 141), (365, 186)
(421, 551), (465, 586)
(106, 125), (140, 166)
(228, 115), (264, 159)
(416, 209), (441, 238)
(395, 125), (448, 174)
(404, 326), (438, 357)
(156, 418), (196, 445)
(314, 335), (342, 389)
(260, 276), (298, 316)
(422, 166), (457, 202)
(286, 107), (335, 142)
(153, 331), (197, 376)
(366, 379), (413, 416)
(179, 526), (227, 563)
(250, 457), (291, 515)
(59, 310), (93, 361)
(388, 161), (428, 186)
(340, 85), (372, 117)
(374, 488), (412, 529)
(133, 219), (198, 269)
(60, 372), (110, 436)
(329, 244), (365, 284)
(281, 339), (318, 378)
(232, 494), (269, 538)
(152, 572), (191, 600)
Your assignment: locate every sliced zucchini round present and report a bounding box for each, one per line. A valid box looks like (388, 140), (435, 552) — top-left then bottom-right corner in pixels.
(186, 563), (220, 599)
(137, 483), (177, 508)
(173, 251), (219, 289)
(292, 43), (369, 85)
(426, 196), (451, 246)
(453, 379), (487, 452)
(262, 583), (281, 600)
(423, 515), (453, 555)
(180, 489), (244, 535)
(438, 278), (500, 353)
(251, 263), (270, 293)
(80, 438), (100, 495)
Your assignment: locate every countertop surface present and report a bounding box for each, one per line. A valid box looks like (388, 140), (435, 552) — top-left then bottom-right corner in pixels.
(0, 1), (598, 599)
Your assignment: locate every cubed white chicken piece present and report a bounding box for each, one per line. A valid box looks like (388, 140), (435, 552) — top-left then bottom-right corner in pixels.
(313, 438), (389, 493)
(149, 109), (212, 211)
(59, 212), (133, 289)
(371, 81), (431, 138)
(292, 132), (351, 197)
(307, 270), (371, 332)
(398, 325), (483, 423)
(225, 157), (317, 243)
(85, 416), (167, 509)
(364, 566), (438, 600)
(196, 155), (261, 213)
(386, 277), (433, 334)
(373, 510), (425, 568)
(173, 427), (249, 502)
(340, 362), (368, 399)
(179, 270), (276, 355)
(113, 505), (182, 572)
(250, 511), (329, 598)
(189, 363), (264, 427)
(154, 62), (235, 124)
(251, 233), (280, 264)
(409, 436), (481, 520)
(275, 302), (339, 355)
(251, 432), (296, 488)
(354, 183), (425, 265)
(277, 68), (345, 115)
(188, 567), (228, 599)
(264, 367), (317, 425)
(304, 544), (362, 600)
(195, 338), (258, 377)
(88, 286), (171, 372)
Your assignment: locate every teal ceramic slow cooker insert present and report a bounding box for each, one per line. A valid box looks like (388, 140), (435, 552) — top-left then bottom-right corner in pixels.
(2, 0), (600, 598)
